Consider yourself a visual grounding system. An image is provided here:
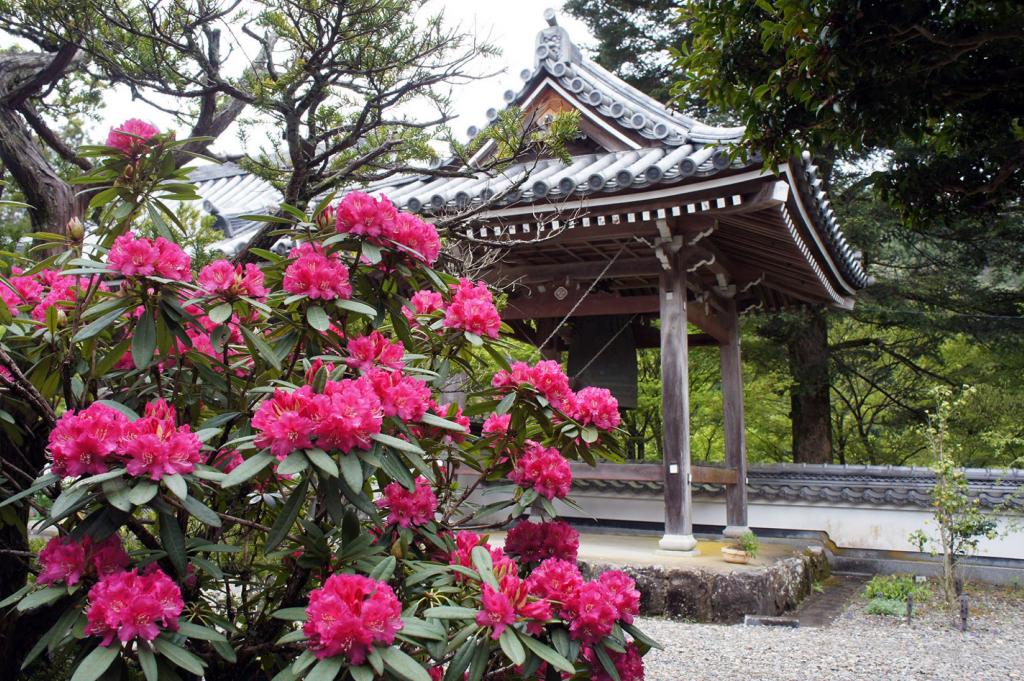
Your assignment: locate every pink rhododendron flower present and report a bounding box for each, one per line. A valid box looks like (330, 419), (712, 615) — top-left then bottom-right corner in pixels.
(482, 413), (511, 436)
(585, 643), (645, 681)
(108, 232), (191, 281)
(29, 271), (86, 323)
(389, 212), (441, 265)
(252, 387), (318, 459)
(303, 573), (403, 663)
(283, 249), (351, 300)
(567, 386), (621, 431)
(565, 580), (618, 644)
(0, 269), (43, 309)
(598, 570), (641, 624)
(366, 368), (432, 421)
(122, 399), (203, 480)
(106, 119), (159, 156)
(48, 402), (130, 478)
(376, 476), (438, 528)
(476, 583), (516, 639)
(508, 441), (572, 500)
(85, 568), (183, 646)
(449, 531), (517, 580)
(335, 192), (398, 239)
(443, 279), (501, 339)
(409, 290), (444, 315)
(346, 331), (405, 371)
(492, 360), (572, 406)
(211, 449), (244, 473)
(526, 558), (583, 611)
(37, 536), (86, 586)
(198, 260), (267, 300)
(504, 520), (579, 564)
(312, 377), (383, 453)
(87, 535), (131, 577)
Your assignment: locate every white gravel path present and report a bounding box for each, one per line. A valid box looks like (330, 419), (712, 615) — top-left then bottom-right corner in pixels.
(636, 585), (1024, 681)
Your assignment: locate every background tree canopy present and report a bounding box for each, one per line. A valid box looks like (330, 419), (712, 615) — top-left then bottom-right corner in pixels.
(566, 0), (1024, 469)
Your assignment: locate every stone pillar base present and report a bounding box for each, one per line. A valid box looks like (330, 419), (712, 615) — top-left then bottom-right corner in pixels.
(658, 533), (699, 554)
(723, 525), (751, 539)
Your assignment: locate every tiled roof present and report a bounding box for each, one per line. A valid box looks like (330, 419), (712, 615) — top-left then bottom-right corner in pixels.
(571, 463), (1024, 510)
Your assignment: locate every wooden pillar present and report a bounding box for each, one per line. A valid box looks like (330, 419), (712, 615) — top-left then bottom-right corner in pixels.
(658, 249), (697, 553)
(719, 297), (750, 537)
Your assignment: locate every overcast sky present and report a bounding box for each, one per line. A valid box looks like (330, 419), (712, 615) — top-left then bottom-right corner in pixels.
(90, 2), (595, 160)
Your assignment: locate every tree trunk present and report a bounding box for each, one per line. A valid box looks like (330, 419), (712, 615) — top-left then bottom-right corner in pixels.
(788, 306), (834, 463)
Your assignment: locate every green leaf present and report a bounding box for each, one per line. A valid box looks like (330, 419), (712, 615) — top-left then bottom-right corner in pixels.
(94, 400), (140, 420)
(499, 628), (526, 666)
(304, 656), (342, 681)
(0, 473), (58, 508)
(164, 473), (187, 500)
(241, 325), (282, 371)
(129, 482), (158, 506)
(593, 645), (621, 681)
(621, 622), (663, 650)
(138, 647), (159, 681)
(159, 511), (188, 578)
(381, 646), (431, 681)
(69, 644), (119, 681)
(306, 448), (338, 477)
(495, 392), (516, 415)
(154, 638), (206, 675)
(419, 412), (467, 432)
(335, 299), (377, 317)
(177, 620), (227, 642)
(398, 617), (445, 641)
(50, 485), (89, 521)
(271, 607), (308, 621)
(339, 454), (363, 491)
(16, 586), (66, 611)
(208, 302), (233, 325)
(181, 495), (222, 527)
(362, 242), (382, 264)
(277, 452), (310, 477)
(305, 305), (330, 331)
(519, 633), (576, 674)
(422, 606), (477, 619)
(265, 478), (308, 554)
(72, 306), (125, 342)
(0, 584), (31, 609)
(580, 425), (599, 444)
(369, 555), (396, 582)
(371, 432), (424, 455)
(221, 451), (273, 488)
(464, 331), (483, 346)
(350, 666), (374, 681)
(471, 546), (499, 589)
(132, 309), (157, 368)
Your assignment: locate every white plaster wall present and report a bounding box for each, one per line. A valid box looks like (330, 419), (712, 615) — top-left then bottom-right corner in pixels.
(467, 484), (1024, 561)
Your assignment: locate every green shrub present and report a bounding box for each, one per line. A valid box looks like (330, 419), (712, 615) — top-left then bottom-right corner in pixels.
(864, 574), (929, 602)
(736, 531), (759, 558)
(865, 597), (907, 617)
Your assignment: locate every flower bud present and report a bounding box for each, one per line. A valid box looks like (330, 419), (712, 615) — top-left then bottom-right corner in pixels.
(67, 217), (85, 241)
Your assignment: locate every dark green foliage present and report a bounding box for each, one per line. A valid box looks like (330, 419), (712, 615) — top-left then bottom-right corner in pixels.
(865, 597), (907, 617)
(863, 575), (929, 603)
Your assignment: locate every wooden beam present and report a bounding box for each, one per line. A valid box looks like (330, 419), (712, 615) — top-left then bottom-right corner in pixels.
(719, 297), (749, 534)
(489, 256), (664, 285)
(691, 465), (739, 485)
(659, 248), (696, 550)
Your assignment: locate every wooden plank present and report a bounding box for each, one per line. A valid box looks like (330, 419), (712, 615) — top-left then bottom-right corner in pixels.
(660, 248), (692, 538)
(691, 465), (739, 486)
(568, 462), (664, 481)
(719, 297), (749, 529)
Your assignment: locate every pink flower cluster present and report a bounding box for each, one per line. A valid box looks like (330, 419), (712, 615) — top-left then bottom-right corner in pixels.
(366, 368), (432, 421)
(567, 386), (622, 431)
(283, 243), (351, 300)
(347, 331), (405, 371)
(122, 399), (203, 480)
(449, 531), (516, 581)
(443, 279), (501, 339)
(585, 643), (645, 681)
(526, 560), (639, 644)
(85, 567), (183, 646)
(303, 573), (403, 663)
(503, 520), (579, 564)
(106, 118), (160, 157)
(1, 268), (92, 323)
(376, 476), (437, 528)
(491, 360), (621, 431)
(476, 572), (552, 639)
(198, 260), (267, 300)
(37, 534), (129, 586)
(508, 441), (572, 500)
(252, 377), (383, 459)
(335, 192), (441, 265)
(482, 413), (511, 436)
(48, 399), (202, 480)
(405, 290), (444, 321)
(108, 232), (191, 281)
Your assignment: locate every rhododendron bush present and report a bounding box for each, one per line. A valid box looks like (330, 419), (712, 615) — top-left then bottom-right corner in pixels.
(0, 123), (656, 681)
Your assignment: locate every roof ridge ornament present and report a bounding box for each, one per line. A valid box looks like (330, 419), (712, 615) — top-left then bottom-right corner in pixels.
(536, 9), (580, 68)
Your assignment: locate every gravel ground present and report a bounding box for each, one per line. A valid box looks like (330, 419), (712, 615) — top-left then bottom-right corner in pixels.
(636, 582), (1024, 681)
